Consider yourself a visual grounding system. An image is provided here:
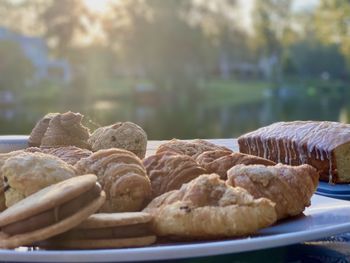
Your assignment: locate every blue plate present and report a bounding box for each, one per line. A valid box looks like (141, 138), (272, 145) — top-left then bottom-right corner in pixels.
(315, 191), (350, 201)
(317, 181), (350, 195)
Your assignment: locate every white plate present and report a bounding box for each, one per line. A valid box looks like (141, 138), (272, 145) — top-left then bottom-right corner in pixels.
(1, 195), (350, 262)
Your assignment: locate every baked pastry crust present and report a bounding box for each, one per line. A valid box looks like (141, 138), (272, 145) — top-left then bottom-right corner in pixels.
(238, 121), (350, 183)
(2, 152), (77, 207)
(28, 113), (59, 147)
(143, 151), (207, 198)
(144, 173), (276, 239)
(196, 150), (275, 179)
(32, 146), (92, 165)
(40, 111), (90, 149)
(156, 139), (232, 159)
(89, 122), (147, 158)
(75, 148), (151, 212)
(227, 164), (319, 220)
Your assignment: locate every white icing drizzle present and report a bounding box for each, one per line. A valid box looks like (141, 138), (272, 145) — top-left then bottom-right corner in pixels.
(255, 137), (260, 157)
(263, 138), (268, 159)
(276, 139), (281, 163)
(246, 138), (251, 155)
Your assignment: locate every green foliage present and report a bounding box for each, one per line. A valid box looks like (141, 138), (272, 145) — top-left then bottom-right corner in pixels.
(0, 40), (34, 91)
(314, 0), (350, 67)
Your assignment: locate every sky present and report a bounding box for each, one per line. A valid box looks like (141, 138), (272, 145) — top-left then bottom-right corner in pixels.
(238, 0), (320, 32)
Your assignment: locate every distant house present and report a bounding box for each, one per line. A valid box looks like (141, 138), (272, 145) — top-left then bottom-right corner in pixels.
(0, 27), (71, 84)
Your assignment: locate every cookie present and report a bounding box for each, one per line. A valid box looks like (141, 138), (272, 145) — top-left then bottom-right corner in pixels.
(2, 152), (77, 207)
(0, 174), (106, 249)
(143, 151), (207, 198)
(42, 212), (156, 249)
(75, 148), (151, 212)
(144, 173), (277, 240)
(156, 139), (232, 159)
(88, 122), (147, 158)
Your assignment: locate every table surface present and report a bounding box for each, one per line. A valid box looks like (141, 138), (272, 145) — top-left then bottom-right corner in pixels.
(1, 136), (350, 262)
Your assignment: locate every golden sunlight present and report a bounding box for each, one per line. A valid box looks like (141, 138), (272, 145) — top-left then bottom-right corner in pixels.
(83, 0), (112, 14)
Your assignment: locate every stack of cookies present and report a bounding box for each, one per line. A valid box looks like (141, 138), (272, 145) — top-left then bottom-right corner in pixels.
(0, 112), (320, 250)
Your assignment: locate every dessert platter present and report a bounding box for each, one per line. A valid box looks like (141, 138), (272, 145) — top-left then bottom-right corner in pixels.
(0, 113), (350, 262)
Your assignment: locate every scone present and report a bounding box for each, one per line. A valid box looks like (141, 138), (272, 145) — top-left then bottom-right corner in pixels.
(156, 139), (232, 159)
(75, 148), (151, 212)
(227, 164), (319, 220)
(0, 150), (28, 211)
(196, 150), (276, 179)
(40, 111), (90, 149)
(41, 212), (156, 249)
(143, 151), (207, 197)
(0, 175), (105, 249)
(144, 173), (277, 239)
(89, 122), (147, 158)
(28, 113), (59, 147)
(2, 152), (77, 207)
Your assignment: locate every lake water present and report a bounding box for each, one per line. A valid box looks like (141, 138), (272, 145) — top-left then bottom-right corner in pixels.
(1, 86), (349, 139)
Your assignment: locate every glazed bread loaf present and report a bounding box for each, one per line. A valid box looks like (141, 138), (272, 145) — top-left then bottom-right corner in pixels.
(238, 121), (350, 183)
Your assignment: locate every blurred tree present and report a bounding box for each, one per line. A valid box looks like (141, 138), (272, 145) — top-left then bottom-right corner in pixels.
(103, 0), (214, 106)
(314, 0), (350, 69)
(0, 40), (34, 92)
(253, 0), (293, 85)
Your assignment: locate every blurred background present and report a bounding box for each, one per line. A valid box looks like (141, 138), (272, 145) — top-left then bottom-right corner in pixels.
(0, 0), (349, 139)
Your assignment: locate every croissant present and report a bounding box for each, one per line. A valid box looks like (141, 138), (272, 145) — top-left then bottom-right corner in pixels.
(40, 111), (90, 149)
(143, 151), (207, 198)
(196, 150), (276, 179)
(28, 113), (59, 147)
(156, 139), (232, 159)
(39, 146), (92, 165)
(226, 164), (319, 220)
(75, 148), (151, 212)
(144, 173), (277, 239)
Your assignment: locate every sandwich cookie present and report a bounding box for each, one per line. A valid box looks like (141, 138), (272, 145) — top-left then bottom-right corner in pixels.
(0, 174), (105, 249)
(43, 212), (156, 249)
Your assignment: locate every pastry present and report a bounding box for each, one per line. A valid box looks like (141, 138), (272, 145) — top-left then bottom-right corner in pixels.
(226, 164), (319, 220)
(0, 174), (105, 249)
(2, 152), (77, 207)
(196, 150), (276, 179)
(39, 146), (92, 165)
(75, 148), (151, 212)
(41, 212), (156, 249)
(0, 150), (28, 211)
(238, 121), (350, 183)
(144, 173), (276, 239)
(28, 113), (59, 147)
(156, 139), (232, 159)
(143, 151), (207, 197)
(40, 111), (90, 149)
(89, 122), (147, 158)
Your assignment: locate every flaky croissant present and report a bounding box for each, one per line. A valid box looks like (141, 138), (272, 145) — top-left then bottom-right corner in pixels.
(40, 111), (90, 149)
(156, 139), (232, 159)
(227, 164), (319, 220)
(75, 148), (151, 212)
(196, 150), (276, 179)
(143, 151), (207, 198)
(39, 146), (92, 165)
(144, 173), (277, 239)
